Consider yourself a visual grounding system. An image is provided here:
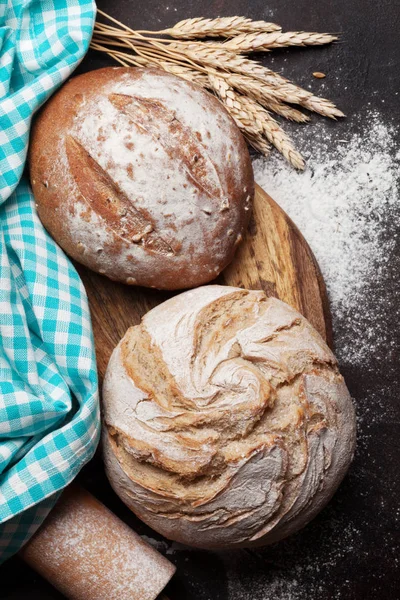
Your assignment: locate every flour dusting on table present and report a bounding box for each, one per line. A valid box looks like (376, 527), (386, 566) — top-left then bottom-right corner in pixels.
(253, 111), (399, 366)
(156, 112), (399, 600)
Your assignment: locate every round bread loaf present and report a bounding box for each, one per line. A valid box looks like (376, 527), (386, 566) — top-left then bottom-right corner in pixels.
(102, 285), (356, 549)
(29, 67), (253, 289)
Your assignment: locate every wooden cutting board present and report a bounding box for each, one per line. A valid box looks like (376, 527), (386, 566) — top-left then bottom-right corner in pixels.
(21, 183), (332, 599)
(76, 183), (332, 382)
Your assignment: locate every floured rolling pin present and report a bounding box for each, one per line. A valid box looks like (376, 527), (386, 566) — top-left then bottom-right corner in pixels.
(19, 484), (175, 600)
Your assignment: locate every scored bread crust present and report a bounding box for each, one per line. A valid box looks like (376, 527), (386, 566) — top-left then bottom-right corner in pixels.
(29, 67), (253, 289)
(102, 286), (356, 549)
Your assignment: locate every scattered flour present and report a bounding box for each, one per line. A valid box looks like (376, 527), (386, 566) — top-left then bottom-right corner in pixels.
(158, 112), (399, 600)
(253, 111), (400, 367)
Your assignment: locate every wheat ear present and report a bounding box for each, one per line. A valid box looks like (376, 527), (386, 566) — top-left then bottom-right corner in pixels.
(219, 72), (308, 120)
(207, 75), (269, 148)
(245, 133), (272, 155)
(209, 75), (304, 169)
(153, 16), (281, 38)
(243, 97), (305, 169)
(223, 31), (337, 52)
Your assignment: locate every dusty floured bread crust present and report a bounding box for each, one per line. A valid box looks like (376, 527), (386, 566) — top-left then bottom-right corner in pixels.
(102, 286), (356, 548)
(29, 67), (253, 289)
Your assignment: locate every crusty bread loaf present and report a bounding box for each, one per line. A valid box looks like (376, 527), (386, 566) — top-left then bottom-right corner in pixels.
(102, 286), (356, 549)
(29, 67), (253, 289)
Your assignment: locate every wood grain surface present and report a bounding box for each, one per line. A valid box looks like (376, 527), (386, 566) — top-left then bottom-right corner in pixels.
(76, 183), (332, 383)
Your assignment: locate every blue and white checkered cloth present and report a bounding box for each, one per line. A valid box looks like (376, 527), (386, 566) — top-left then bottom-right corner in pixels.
(0, 0), (100, 562)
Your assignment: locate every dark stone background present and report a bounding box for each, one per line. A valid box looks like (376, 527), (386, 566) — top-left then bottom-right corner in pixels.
(1, 0), (399, 598)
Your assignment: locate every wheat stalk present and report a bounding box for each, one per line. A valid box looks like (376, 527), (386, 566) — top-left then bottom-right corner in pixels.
(92, 31), (340, 113)
(158, 62), (209, 85)
(151, 16), (281, 38)
(91, 11), (344, 168)
(254, 69), (344, 118)
(94, 34), (336, 115)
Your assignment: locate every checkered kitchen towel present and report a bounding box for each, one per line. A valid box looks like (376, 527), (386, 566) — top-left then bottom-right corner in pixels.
(0, 0), (100, 561)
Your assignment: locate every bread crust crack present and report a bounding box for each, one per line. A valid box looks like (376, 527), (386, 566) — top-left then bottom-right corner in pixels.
(66, 135), (174, 255)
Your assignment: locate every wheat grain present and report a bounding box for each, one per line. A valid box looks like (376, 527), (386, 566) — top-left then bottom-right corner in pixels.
(207, 68), (310, 121)
(166, 41), (250, 70)
(157, 16), (281, 39)
(223, 31), (337, 52)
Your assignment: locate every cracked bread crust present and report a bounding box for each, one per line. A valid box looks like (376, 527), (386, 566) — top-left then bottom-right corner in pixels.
(29, 67), (253, 289)
(102, 286), (356, 548)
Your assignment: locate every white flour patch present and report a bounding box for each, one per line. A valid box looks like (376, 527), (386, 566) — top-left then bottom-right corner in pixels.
(253, 111), (400, 367)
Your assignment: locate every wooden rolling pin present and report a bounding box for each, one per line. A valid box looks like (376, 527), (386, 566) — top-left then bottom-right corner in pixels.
(20, 484), (175, 600)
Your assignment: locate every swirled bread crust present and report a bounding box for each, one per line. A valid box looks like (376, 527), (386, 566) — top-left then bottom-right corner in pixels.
(103, 286), (356, 548)
(29, 68), (253, 289)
